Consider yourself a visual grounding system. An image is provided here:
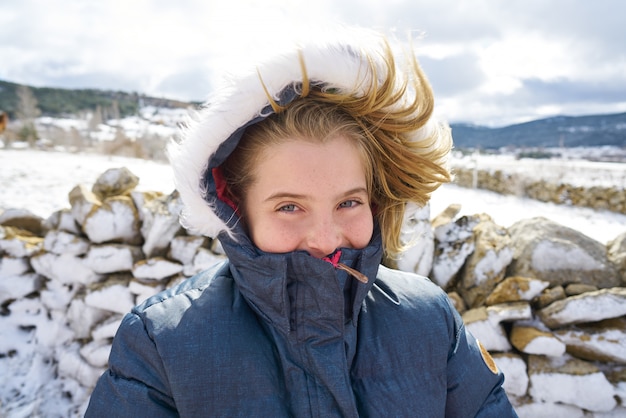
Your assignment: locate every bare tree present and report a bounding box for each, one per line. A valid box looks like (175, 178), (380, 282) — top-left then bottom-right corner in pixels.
(0, 111), (10, 148)
(88, 105), (103, 132)
(16, 85), (42, 147)
(102, 100), (121, 122)
(0, 111), (7, 134)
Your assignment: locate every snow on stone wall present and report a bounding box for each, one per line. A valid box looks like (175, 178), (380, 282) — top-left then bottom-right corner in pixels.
(453, 164), (626, 215)
(1, 167), (626, 417)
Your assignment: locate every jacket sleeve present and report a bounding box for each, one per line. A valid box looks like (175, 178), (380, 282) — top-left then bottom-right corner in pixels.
(445, 305), (519, 417)
(84, 312), (178, 418)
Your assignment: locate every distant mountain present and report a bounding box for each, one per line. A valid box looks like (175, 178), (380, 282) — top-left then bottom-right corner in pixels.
(450, 113), (626, 149)
(2, 78), (625, 149)
(0, 79), (195, 119)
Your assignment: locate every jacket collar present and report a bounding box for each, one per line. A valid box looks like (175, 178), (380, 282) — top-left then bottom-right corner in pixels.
(218, 227), (383, 335)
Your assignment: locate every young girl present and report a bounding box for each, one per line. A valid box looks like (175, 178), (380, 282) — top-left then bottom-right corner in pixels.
(86, 28), (517, 417)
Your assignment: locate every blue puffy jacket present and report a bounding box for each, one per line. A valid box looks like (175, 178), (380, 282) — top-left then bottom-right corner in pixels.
(86, 228), (516, 417)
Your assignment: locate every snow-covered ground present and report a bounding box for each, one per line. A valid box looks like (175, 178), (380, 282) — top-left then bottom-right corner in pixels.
(1, 148), (626, 417)
(0, 149), (176, 217)
(1, 149), (625, 245)
(454, 151), (626, 189)
(36, 105), (188, 144)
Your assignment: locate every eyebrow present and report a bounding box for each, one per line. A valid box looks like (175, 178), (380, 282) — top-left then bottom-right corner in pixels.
(264, 187), (369, 203)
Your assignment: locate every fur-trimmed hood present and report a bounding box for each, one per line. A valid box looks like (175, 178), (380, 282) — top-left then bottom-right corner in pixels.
(168, 28), (436, 238)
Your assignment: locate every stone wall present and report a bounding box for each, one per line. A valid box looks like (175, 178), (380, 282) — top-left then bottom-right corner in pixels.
(1, 167), (625, 417)
(453, 166), (626, 215)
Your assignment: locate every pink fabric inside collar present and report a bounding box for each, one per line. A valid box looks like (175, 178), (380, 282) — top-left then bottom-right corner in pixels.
(322, 250), (342, 267)
(212, 167), (238, 212)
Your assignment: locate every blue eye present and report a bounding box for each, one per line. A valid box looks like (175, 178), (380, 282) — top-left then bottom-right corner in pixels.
(339, 200), (359, 209)
(278, 204), (297, 212)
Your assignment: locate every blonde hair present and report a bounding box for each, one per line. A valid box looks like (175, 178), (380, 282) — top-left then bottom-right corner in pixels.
(221, 38), (452, 258)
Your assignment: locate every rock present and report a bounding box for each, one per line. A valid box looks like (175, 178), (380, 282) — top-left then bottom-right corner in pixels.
(91, 167), (139, 200)
(57, 343), (105, 389)
(605, 369), (626, 407)
(85, 282), (135, 315)
(43, 208), (82, 235)
(458, 217), (513, 307)
(532, 285), (566, 309)
(69, 184), (101, 225)
(485, 276), (550, 306)
(166, 274), (187, 289)
(80, 339), (112, 368)
(130, 190), (165, 221)
(43, 230), (90, 256)
(82, 196), (141, 244)
(527, 354), (616, 412)
(430, 214), (481, 289)
(211, 239), (225, 255)
(462, 302), (532, 351)
(66, 298), (111, 339)
(0, 319), (25, 355)
(510, 324), (566, 357)
(140, 191), (183, 258)
(507, 217), (620, 288)
(35, 310), (75, 349)
(31, 252), (102, 286)
(0, 208), (44, 236)
(608, 232), (626, 285)
(537, 287), (626, 328)
(183, 248), (226, 277)
(0, 226), (43, 257)
(446, 291), (466, 314)
(84, 244), (143, 274)
(7, 296), (46, 322)
(395, 202), (434, 276)
(0, 272), (44, 305)
(597, 407), (626, 418)
(492, 352), (528, 397)
(564, 283), (598, 296)
(128, 279), (163, 305)
(555, 317), (626, 364)
(0, 256), (30, 279)
(513, 401), (586, 418)
(91, 315), (123, 342)
(40, 279), (79, 311)
(133, 257), (184, 282)
(85, 274), (135, 314)
(169, 235), (207, 265)
(431, 203), (461, 229)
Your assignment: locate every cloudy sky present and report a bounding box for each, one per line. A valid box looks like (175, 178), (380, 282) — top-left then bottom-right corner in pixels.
(1, 0), (625, 127)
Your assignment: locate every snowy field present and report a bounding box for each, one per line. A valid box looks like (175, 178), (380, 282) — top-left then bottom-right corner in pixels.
(1, 148), (626, 416)
(453, 150), (626, 189)
(1, 149), (625, 245)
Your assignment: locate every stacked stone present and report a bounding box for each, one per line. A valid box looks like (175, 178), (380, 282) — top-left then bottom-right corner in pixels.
(1, 167), (626, 416)
(425, 208), (626, 416)
(0, 167), (226, 414)
(453, 167), (626, 215)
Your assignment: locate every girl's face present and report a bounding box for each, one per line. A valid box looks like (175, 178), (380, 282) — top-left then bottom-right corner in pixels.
(243, 135), (374, 258)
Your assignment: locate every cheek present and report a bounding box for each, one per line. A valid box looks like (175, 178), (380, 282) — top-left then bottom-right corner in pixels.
(248, 219), (301, 254)
(348, 210), (375, 248)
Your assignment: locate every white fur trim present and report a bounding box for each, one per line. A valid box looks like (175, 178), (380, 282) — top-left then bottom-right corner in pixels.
(168, 28), (427, 237)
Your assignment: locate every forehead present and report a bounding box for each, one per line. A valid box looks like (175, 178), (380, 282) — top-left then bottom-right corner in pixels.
(250, 135), (368, 197)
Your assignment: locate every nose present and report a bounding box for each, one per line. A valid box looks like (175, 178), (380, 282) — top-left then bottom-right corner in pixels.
(304, 215), (344, 258)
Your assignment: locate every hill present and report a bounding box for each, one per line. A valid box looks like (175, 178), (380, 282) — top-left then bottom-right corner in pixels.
(0, 79), (194, 119)
(450, 113), (626, 149)
(2, 78), (626, 149)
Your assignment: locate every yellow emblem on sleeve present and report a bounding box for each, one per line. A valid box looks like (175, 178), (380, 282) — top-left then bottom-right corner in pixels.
(478, 340), (499, 374)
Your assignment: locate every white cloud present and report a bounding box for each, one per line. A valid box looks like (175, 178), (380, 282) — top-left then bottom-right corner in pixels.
(1, 0), (625, 126)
